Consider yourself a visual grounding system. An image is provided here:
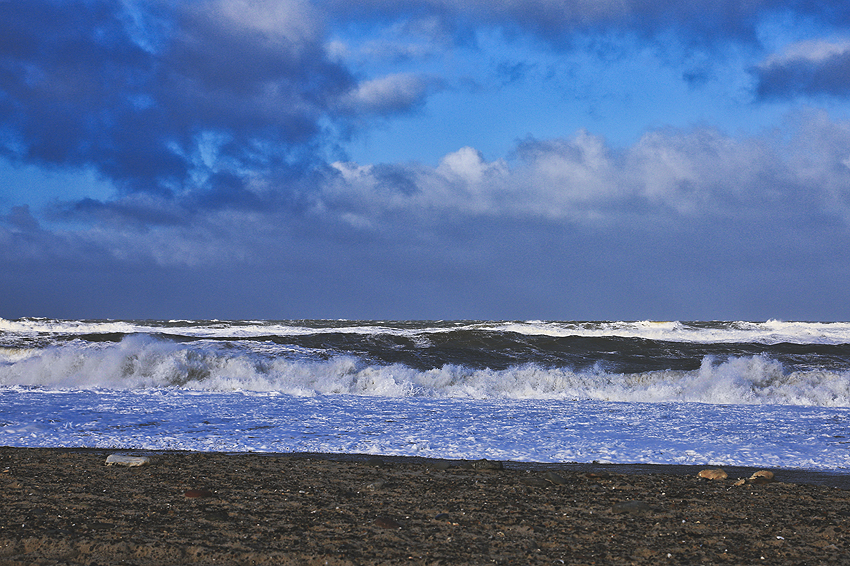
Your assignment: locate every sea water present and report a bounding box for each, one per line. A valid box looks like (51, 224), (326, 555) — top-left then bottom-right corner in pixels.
(1, 319), (849, 470)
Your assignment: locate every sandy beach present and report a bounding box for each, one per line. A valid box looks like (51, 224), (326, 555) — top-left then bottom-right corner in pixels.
(1, 447), (848, 565)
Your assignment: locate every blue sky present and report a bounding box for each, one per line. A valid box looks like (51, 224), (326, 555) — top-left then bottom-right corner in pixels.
(2, 0), (850, 321)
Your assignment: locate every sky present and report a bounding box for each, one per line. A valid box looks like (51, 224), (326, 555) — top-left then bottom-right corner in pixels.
(2, 0), (850, 321)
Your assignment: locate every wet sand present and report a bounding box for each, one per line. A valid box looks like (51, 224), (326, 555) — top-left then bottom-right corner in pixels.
(1, 447), (848, 565)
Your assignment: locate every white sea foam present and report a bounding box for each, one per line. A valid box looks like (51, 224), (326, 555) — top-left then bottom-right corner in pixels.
(495, 319), (850, 344)
(1, 390), (848, 470)
(2, 334), (848, 405)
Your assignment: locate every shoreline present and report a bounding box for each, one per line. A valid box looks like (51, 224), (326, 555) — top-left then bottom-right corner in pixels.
(16, 446), (850, 488)
(2, 447), (849, 565)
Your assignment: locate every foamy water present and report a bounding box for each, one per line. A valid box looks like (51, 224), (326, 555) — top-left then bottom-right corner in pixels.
(2, 319), (849, 470)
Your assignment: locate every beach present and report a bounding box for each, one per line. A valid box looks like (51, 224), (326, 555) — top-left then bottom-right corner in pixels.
(1, 448), (848, 565)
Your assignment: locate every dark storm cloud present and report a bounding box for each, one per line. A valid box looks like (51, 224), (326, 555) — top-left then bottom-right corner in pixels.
(0, 0), (442, 210)
(59, 195), (190, 227)
(4, 205), (40, 232)
(754, 40), (850, 99)
(0, 2), (164, 180)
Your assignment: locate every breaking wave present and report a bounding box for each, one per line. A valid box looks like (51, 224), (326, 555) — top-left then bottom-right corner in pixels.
(1, 333), (848, 406)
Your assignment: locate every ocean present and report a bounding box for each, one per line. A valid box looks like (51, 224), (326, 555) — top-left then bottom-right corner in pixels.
(1, 318), (849, 471)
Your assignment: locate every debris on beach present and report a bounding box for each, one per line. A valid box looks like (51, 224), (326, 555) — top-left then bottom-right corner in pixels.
(104, 454), (150, 467)
(750, 470), (775, 483)
(698, 468), (728, 480)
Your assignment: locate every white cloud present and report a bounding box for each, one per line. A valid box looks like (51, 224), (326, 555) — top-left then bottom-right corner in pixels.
(760, 38), (850, 68)
(324, 39), (350, 62)
(213, 0), (322, 46)
(625, 127), (767, 215)
(517, 131), (623, 206)
(338, 73), (442, 115)
(437, 146), (508, 185)
(318, 114), (850, 227)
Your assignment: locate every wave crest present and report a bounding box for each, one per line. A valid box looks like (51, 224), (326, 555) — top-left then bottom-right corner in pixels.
(1, 335), (848, 406)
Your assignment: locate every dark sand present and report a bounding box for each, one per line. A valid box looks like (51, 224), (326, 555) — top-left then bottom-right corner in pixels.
(1, 447), (848, 565)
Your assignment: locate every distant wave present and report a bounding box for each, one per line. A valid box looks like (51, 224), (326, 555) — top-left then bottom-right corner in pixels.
(3, 318), (850, 345)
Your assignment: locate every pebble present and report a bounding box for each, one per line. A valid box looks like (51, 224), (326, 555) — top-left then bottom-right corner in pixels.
(698, 468), (728, 480)
(544, 471), (568, 485)
(184, 489), (214, 498)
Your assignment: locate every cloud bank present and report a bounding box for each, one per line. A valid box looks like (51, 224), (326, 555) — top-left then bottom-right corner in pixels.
(4, 110), (850, 319)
